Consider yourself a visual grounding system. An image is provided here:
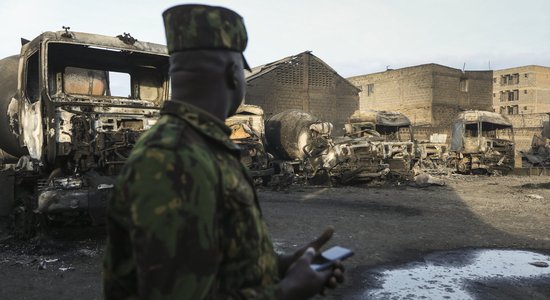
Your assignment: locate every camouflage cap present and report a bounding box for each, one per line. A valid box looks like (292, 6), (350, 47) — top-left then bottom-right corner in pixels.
(162, 4), (248, 53)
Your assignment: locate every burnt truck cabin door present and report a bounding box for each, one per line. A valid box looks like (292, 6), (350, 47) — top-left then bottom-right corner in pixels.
(19, 49), (45, 162)
(450, 121), (465, 152)
(462, 122), (481, 154)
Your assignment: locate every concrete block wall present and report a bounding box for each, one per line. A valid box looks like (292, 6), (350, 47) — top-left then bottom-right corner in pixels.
(513, 128), (543, 152)
(347, 66), (434, 125)
(507, 113), (550, 152)
(347, 64), (492, 128)
(432, 69), (493, 127)
(246, 71), (307, 117)
(246, 53), (359, 136)
(412, 126), (451, 143)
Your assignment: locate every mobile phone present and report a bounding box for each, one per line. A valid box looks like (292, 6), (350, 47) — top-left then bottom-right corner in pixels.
(310, 246), (354, 271)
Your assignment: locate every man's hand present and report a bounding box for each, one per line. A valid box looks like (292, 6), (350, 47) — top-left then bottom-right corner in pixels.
(277, 227), (346, 299)
(278, 227), (334, 276)
(278, 248), (332, 300)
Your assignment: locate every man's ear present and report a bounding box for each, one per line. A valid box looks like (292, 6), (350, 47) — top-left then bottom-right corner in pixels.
(226, 62), (239, 90)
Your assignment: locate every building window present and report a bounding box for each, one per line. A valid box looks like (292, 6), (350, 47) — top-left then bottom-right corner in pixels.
(508, 105), (518, 115)
(367, 83), (374, 96)
(524, 73), (529, 78)
(500, 75), (510, 85)
(512, 73), (520, 84)
(500, 74), (519, 86)
(524, 90), (528, 94)
(505, 90), (519, 101)
(500, 106), (506, 114)
(500, 91), (506, 102)
(459, 78), (469, 92)
(493, 93), (496, 98)
(493, 77), (497, 83)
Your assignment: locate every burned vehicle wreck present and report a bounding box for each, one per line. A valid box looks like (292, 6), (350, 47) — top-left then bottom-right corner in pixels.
(340, 110), (415, 181)
(264, 109), (415, 185)
(0, 30), (169, 233)
(225, 104), (274, 184)
(264, 109), (333, 184)
(449, 110), (514, 174)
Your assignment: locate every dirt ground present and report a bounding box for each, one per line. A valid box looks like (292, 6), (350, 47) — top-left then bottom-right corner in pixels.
(0, 174), (549, 299)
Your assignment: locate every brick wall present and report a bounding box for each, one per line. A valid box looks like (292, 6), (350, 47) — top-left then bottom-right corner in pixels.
(432, 70), (493, 127)
(347, 66), (434, 125)
(507, 113), (550, 152)
(246, 53), (359, 136)
(412, 126), (452, 143)
(347, 64), (492, 128)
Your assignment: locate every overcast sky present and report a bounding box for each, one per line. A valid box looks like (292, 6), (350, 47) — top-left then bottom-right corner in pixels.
(1, 0), (549, 77)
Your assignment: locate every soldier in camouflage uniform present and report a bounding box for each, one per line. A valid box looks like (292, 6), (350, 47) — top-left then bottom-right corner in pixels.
(103, 4), (344, 299)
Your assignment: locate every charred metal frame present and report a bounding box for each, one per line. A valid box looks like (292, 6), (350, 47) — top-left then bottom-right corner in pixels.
(2, 30), (169, 222)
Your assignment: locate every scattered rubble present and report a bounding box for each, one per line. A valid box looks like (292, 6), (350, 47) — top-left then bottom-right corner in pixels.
(527, 194), (544, 200)
(413, 173), (446, 187)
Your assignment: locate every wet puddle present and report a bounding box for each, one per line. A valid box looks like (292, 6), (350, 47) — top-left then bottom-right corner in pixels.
(363, 249), (550, 299)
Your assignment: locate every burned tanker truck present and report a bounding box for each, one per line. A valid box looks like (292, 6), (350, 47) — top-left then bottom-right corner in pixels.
(264, 109), (415, 185)
(264, 109), (334, 184)
(0, 29), (169, 234)
(448, 110), (515, 174)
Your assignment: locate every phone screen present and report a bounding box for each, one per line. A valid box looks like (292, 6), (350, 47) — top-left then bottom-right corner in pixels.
(321, 246), (354, 261)
(311, 246), (354, 271)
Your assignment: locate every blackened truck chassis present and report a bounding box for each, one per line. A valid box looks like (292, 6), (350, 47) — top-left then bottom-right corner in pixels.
(0, 30), (169, 233)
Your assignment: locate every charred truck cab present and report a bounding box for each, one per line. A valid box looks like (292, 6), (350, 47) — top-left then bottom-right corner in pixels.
(225, 104), (274, 184)
(0, 30), (169, 232)
(449, 110), (515, 174)
(342, 110), (415, 180)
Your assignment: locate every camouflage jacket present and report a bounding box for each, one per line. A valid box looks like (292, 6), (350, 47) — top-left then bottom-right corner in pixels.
(103, 100), (280, 299)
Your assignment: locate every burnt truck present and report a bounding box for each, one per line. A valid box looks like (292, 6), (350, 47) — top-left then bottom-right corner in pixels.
(341, 109), (415, 180)
(264, 109), (334, 184)
(449, 110), (515, 174)
(225, 104), (274, 184)
(0, 29), (169, 233)
(264, 109), (414, 184)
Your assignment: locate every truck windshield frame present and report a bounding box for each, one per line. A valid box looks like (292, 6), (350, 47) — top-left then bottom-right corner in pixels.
(45, 42), (169, 106)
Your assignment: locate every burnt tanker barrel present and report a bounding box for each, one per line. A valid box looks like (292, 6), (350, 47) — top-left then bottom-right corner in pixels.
(0, 55), (27, 159)
(265, 109), (322, 160)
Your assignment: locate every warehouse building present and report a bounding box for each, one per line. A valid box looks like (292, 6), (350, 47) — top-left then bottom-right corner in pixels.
(245, 51), (360, 135)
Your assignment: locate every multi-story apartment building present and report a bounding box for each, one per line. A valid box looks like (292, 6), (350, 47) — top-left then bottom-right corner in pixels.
(493, 66), (550, 152)
(493, 65), (550, 115)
